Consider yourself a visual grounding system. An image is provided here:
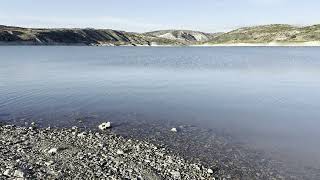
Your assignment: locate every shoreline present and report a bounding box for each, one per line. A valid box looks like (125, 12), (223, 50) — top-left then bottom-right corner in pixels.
(1, 121), (315, 179)
(191, 41), (320, 47)
(1, 42), (320, 47)
(0, 124), (216, 179)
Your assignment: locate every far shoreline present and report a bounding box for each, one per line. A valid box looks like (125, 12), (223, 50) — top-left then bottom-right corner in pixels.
(1, 42), (320, 47)
(191, 41), (320, 47)
(0, 42), (320, 48)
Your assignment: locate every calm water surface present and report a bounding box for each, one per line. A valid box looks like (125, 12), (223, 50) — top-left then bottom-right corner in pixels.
(1, 46), (320, 168)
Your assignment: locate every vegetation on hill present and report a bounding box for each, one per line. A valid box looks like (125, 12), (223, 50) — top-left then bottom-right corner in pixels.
(208, 24), (320, 44)
(0, 24), (320, 45)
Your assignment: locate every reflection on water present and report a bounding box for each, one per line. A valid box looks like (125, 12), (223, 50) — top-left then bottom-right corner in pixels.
(1, 46), (320, 168)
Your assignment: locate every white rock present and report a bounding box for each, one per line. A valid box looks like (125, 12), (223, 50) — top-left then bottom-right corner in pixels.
(194, 165), (201, 171)
(116, 149), (124, 155)
(208, 168), (214, 174)
(77, 132), (87, 138)
(170, 128), (178, 132)
(45, 161), (54, 166)
(3, 169), (11, 176)
(98, 122), (111, 130)
(170, 171), (181, 179)
(48, 148), (58, 155)
(13, 169), (24, 178)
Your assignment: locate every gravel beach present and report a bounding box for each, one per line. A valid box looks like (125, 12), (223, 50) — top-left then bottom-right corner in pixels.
(1, 121), (319, 180)
(0, 124), (216, 180)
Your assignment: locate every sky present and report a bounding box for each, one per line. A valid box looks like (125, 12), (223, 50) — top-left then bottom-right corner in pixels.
(0, 0), (319, 32)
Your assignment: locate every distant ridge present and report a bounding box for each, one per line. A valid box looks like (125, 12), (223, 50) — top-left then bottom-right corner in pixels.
(209, 24), (320, 45)
(0, 24), (320, 46)
(0, 25), (183, 46)
(144, 30), (222, 43)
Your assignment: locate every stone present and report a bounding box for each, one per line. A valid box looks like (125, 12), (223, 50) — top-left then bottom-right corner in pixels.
(208, 168), (214, 174)
(98, 122), (111, 130)
(170, 128), (178, 132)
(171, 171), (181, 179)
(48, 148), (58, 155)
(116, 149), (124, 155)
(77, 132), (87, 138)
(3, 169), (11, 176)
(13, 169), (24, 178)
(45, 161), (54, 166)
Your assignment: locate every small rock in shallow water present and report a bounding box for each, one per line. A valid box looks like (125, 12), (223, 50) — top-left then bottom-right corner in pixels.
(170, 128), (178, 132)
(98, 122), (111, 130)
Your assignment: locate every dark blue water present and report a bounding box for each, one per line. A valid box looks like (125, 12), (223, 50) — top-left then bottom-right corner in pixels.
(1, 46), (320, 168)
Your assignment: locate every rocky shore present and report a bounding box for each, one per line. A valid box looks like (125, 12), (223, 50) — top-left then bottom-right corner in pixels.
(0, 124), (216, 179)
(1, 119), (319, 180)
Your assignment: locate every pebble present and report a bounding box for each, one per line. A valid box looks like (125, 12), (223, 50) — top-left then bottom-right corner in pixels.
(170, 128), (178, 132)
(3, 169), (10, 176)
(77, 132), (87, 138)
(48, 148), (58, 155)
(208, 168), (214, 174)
(117, 149), (124, 155)
(45, 161), (54, 166)
(0, 124), (290, 179)
(98, 122), (111, 130)
(13, 169), (24, 178)
(171, 171), (181, 179)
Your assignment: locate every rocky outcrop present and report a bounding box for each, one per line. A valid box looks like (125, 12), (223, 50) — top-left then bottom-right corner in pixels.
(145, 30), (222, 43)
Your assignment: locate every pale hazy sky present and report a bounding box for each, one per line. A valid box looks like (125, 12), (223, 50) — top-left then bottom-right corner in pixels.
(1, 0), (319, 32)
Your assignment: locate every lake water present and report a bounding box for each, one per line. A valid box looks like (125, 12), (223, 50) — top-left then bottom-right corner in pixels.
(1, 46), (320, 170)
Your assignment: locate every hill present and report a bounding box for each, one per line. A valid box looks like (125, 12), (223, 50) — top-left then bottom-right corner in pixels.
(0, 25), (182, 46)
(207, 24), (320, 44)
(145, 30), (222, 43)
(1, 24), (320, 46)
